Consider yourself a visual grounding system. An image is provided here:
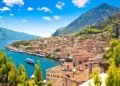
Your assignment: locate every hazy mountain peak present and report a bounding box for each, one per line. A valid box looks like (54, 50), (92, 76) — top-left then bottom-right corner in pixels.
(0, 27), (42, 40)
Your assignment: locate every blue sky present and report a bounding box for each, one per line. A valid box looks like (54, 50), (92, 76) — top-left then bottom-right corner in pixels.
(0, 0), (120, 37)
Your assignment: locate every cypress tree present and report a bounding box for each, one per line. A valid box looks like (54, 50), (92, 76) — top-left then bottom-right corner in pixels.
(34, 61), (43, 85)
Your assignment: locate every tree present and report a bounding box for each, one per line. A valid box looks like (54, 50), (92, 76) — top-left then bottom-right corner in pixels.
(93, 73), (102, 86)
(113, 44), (120, 67)
(103, 39), (120, 66)
(47, 82), (52, 86)
(8, 66), (17, 85)
(0, 52), (7, 65)
(34, 61), (43, 85)
(0, 50), (44, 85)
(106, 62), (120, 86)
(17, 64), (28, 84)
(109, 39), (119, 49)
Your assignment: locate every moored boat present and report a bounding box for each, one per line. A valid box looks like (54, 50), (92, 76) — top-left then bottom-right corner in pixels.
(25, 58), (35, 65)
(39, 54), (46, 57)
(39, 53), (47, 57)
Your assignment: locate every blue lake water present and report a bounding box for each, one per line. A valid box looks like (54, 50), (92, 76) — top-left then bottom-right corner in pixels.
(0, 40), (59, 79)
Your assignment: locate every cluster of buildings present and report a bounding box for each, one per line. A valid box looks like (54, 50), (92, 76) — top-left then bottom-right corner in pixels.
(46, 55), (109, 86)
(9, 34), (108, 62)
(45, 35), (109, 86)
(7, 32), (109, 86)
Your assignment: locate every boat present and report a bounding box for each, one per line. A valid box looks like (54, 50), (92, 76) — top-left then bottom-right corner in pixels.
(25, 58), (35, 65)
(39, 53), (47, 57)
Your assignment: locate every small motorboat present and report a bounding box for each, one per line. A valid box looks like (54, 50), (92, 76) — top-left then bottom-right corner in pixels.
(25, 58), (35, 65)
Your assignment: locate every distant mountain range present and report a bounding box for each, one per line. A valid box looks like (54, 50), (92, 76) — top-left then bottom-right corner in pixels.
(52, 3), (120, 36)
(0, 27), (41, 40)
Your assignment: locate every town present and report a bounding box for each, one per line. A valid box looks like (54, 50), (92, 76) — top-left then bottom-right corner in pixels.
(6, 31), (110, 86)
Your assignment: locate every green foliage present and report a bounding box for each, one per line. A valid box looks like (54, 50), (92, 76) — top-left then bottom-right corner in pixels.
(103, 39), (120, 66)
(93, 73), (102, 86)
(89, 73), (97, 79)
(109, 39), (119, 48)
(75, 27), (103, 36)
(17, 64), (28, 84)
(113, 44), (120, 67)
(34, 61), (43, 85)
(106, 62), (120, 86)
(12, 40), (31, 48)
(38, 81), (44, 86)
(12, 41), (21, 48)
(20, 40), (31, 46)
(89, 72), (102, 86)
(0, 49), (43, 85)
(47, 82), (52, 86)
(8, 67), (17, 85)
(0, 52), (7, 64)
(78, 34), (92, 42)
(75, 12), (120, 40)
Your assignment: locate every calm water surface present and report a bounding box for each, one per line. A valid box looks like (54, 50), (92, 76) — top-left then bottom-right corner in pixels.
(0, 40), (59, 79)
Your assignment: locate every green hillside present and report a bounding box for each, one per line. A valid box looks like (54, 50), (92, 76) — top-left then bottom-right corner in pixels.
(53, 3), (120, 36)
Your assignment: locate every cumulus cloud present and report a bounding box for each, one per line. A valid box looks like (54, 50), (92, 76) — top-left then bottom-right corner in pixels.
(2, 0), (24, 7)
(43, 17), (52, 21)
(54, 16), (61, 20)
(56, 2), (65, 9)
(22, 20), (27, 22)
(37, 7), (52, 13)
(27, 7), (34, 11)
(0, 7), (10, 12)
(10, 13), (14, 16)
(72, 0), (90, 8)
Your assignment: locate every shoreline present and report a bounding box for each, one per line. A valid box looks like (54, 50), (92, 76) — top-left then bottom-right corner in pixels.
(5, 46), (60, 62)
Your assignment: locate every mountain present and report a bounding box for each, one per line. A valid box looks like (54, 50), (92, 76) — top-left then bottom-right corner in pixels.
(0, 27), (41, 40)
(76, 12), (120, 38)
(53, 3), (120, 36)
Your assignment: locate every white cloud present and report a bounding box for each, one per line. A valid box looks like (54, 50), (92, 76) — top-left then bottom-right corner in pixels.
(43, 17), (52, 21)
(10, 13), (14, 16)
(37, 7), (41, 10)
(54, 16), (61, 20)
(72, 0), (90, 8)
(0, 7), (10, 12)
(0, 16), (2, 19)
(56, 2), (65, 9)
(37, 7), (52, 13)
(22, 20), (27, 22)
(2, 0), (24, 7)
(27, 7), (34, 11)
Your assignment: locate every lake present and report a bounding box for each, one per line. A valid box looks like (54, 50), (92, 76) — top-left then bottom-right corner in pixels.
(0, 40), (59, 79)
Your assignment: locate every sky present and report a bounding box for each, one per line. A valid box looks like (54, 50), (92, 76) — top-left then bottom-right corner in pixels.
(0, 0), (120, 37)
